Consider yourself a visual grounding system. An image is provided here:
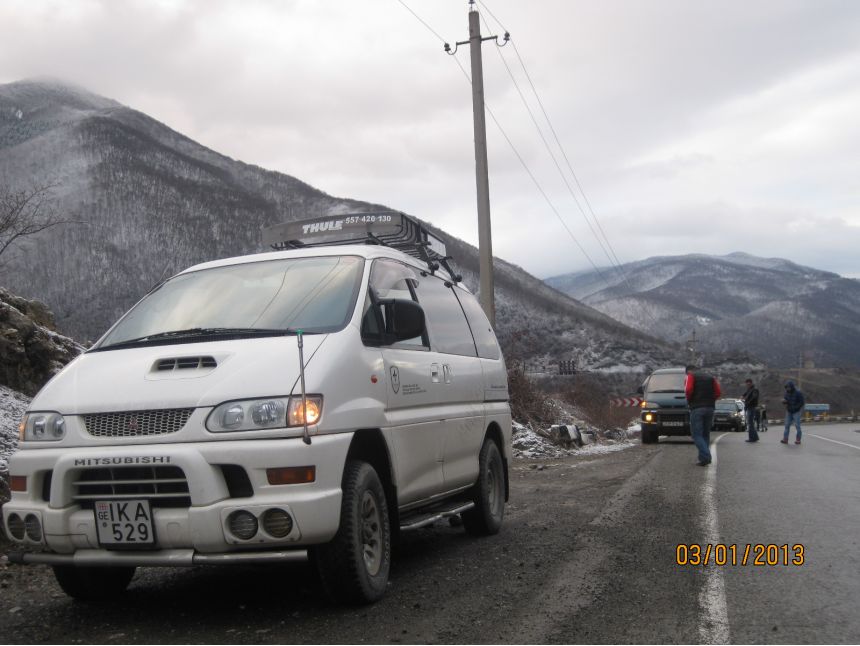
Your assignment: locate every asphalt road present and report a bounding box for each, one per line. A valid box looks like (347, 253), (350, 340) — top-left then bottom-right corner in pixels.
(1, 424), (858, 644)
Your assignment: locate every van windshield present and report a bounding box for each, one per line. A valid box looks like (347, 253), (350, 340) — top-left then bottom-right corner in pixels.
(646, 372), (686, 394)
(97, 256), (365, 349)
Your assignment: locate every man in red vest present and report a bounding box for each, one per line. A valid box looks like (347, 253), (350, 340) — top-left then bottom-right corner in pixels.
(685, 365), (722, 466)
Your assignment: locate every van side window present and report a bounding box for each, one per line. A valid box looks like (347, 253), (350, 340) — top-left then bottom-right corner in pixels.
(413, 276), (478, 357)
(362, 259), (427, 349)
(455, 290), (501, 360)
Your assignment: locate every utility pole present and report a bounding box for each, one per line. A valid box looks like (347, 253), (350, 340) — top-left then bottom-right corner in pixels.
(447, 2), (507, 326)
(797, 351), (803, 392)
(685, 329), (698, 366)
(468, 8), (494, 325)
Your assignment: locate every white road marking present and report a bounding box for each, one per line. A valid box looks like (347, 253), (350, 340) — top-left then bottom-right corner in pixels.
(699, 432), (730, 644)
(808, 433), (860, 451)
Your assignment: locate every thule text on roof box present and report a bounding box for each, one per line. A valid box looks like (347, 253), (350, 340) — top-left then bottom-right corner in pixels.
(261, 211), (460, 281)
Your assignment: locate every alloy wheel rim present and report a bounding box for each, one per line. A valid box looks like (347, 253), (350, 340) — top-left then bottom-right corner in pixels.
(360, 490), (383, 575)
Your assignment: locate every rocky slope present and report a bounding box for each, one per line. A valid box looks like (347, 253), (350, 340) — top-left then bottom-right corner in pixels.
(0, 287), (82, 396)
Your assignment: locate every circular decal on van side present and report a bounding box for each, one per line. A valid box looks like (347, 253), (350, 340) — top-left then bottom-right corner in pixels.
(390, 366), (400, 394)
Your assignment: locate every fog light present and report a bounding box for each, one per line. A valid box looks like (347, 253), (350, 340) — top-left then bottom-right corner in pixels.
(644, 413), (654, 422)
(262, 508), (293, 538)
(227, 510), (258, 540)
(7, 513), (25, 541)
(24, 514), (42, 542)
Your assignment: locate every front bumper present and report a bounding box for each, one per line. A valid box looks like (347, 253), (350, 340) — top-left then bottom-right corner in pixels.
(6, 548), (308, 567)
(641, 410), (690, 436)
(2, 434), (353, 559)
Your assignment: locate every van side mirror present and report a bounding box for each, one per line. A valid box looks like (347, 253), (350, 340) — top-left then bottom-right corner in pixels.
(389, 299), (425, 341)
(636, 385), (644, 395)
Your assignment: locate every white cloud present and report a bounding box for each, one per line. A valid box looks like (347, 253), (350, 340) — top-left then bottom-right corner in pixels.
(1, 0), (859, 279)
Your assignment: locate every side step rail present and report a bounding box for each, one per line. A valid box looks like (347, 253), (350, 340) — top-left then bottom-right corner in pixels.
(399, 501), (475, 532)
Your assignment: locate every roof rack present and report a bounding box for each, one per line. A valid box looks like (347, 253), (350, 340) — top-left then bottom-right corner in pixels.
(261, 211), (461, 281)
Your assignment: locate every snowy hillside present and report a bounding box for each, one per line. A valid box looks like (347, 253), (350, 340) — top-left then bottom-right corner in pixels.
(0, 78), (682, 380)
(546, 253), (860, 368)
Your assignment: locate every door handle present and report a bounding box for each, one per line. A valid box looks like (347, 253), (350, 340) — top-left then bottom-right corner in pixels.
(443, 364), (452, 384)
(431, 363), (441, 383)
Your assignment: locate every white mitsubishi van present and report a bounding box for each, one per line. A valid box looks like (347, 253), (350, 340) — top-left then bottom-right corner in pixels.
(2, 213), (511, 604)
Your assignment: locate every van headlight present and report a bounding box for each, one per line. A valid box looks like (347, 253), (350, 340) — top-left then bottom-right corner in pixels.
(19, 413), (66, 442)
(206, 396), (323, 433)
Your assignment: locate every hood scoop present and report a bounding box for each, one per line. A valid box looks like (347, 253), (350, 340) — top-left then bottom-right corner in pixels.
(154, 356), (218, 372)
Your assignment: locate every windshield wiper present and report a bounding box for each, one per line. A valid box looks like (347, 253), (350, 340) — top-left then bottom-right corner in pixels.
(650, 389), (684, 393)
(96, 327), (292, 350)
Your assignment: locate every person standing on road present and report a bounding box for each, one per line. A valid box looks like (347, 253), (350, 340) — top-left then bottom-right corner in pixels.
(781, 380), (805, 445)
(760, 404), (768, 431)
(685, 365), (722, 466)
(741, 378), (760, 443)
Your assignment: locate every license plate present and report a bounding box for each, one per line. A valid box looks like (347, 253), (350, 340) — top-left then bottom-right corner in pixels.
(95, 500), (155, 548)
(662, 421), (685, 427)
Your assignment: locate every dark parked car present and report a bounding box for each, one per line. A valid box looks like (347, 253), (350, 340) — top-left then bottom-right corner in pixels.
(713, 399), (746, 432)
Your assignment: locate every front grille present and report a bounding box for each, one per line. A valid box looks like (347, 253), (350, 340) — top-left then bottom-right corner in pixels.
(83, 409), (193, 438)
(72, 466), (190, 509)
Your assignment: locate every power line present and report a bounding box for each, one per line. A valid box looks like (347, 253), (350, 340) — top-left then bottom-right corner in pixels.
(448, 54), (608, 283)
(394, 0), (609, 282)
(395, 0), (447, 44)
(477, 0), (631, 285)
(477, 11), (620, 281)
(476, 0), (660, 328)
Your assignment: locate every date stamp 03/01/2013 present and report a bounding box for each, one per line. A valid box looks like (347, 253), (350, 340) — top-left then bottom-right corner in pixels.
(675, 544), (805, 567)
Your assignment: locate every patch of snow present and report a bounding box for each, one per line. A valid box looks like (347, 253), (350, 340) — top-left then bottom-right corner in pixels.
(696, 315), (712, 326)
(512, 420), (635, 460)
(0, 386), (30, 478)
(592, 363), (648, 374)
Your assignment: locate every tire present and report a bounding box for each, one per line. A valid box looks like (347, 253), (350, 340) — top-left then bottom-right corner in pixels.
(641, 429), (658, 444)
(52, 565), (135, 601)
(462, 439), (506, 536)
(314, 460), (391, 604)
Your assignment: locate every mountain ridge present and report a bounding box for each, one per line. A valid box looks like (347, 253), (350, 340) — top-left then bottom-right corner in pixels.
(0, 78), (683, 384)
(546, 253), (860, 368)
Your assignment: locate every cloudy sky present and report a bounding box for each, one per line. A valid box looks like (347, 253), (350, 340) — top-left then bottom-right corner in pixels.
(1, 0), (859, 279)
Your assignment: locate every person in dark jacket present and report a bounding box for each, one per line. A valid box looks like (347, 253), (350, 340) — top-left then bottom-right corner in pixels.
(685, 365), (722, 465)
(781, 380), (805, 445)
(741, 378), (760, 442)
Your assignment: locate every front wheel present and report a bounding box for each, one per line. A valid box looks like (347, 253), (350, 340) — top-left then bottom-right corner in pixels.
(641, 429), (658, 444)
(314, 460), (391, 604)
(52, 565), (136, 601)
(462, 438), (506, 536)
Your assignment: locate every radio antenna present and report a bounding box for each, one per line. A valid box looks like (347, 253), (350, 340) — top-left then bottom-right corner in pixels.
(296, 329), (311, 445)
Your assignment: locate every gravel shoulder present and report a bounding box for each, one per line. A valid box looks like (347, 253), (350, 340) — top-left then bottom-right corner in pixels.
(1, 442), (689, 645)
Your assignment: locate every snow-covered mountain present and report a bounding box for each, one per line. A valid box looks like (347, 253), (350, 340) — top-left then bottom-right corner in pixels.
(0, 79), (682, 377)
(545, 252), (860, 368)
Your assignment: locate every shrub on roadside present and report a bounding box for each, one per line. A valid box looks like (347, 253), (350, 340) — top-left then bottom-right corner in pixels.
(507, 364), (556, 428)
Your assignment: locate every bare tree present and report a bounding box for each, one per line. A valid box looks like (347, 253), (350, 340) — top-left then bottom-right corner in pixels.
(0, 183), (75, 261)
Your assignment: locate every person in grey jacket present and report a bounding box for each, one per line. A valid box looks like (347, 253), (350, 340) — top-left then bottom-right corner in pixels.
(781, 380), (805, 445)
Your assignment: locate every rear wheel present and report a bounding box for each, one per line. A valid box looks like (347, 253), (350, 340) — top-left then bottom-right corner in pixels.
(462, 438), (505, 536)
(314, 460), (391, 604)
(52, 565), (135, 601)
